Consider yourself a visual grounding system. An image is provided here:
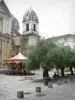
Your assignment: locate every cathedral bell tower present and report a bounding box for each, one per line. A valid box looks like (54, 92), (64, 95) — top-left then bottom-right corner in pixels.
(22, 7), (40, 47)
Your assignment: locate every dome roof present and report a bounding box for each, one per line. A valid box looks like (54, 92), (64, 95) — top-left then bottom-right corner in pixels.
(11, 16), (19, 29)
(23, 7), (39, 22)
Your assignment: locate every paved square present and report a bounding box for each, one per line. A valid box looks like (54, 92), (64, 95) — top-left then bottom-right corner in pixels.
(0, 73), (75, 100)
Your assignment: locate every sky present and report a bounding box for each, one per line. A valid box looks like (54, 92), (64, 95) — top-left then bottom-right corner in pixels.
(4, 0), (75, 38)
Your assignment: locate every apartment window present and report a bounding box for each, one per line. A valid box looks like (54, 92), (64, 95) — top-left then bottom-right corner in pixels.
(33, 24), (36, 31)
(26, 24), (29, 31)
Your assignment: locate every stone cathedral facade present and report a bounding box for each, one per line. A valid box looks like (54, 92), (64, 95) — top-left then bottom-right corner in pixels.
(0, 0), (40, 68)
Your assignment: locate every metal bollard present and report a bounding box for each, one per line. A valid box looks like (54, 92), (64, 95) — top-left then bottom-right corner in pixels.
(36, 87), (41, 92)
(48, 83), (53, 88)
(63, 80), (67, 83)
(44, 77), (48, 86)
(17, 91), (24, 98)
(57, 81), (61, 85)
(70, 77), (73, 81)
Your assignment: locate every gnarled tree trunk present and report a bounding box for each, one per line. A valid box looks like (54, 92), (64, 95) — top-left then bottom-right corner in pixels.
(70, 66), (74, 75)
(43, 68), (49, 78)
(61, 67), (64, 77)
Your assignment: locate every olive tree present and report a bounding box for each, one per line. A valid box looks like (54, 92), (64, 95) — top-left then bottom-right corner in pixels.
(28, 40), (56, 78)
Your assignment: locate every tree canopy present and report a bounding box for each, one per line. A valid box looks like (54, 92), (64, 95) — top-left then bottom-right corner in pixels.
(28, 39), (75, 77)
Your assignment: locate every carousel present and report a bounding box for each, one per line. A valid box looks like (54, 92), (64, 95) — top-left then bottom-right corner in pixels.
(4, 53), (34, 75)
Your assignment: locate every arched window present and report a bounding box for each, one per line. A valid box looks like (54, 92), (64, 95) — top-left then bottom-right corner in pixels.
(26, 24), (29, 31)
(33, 24), (36, 31)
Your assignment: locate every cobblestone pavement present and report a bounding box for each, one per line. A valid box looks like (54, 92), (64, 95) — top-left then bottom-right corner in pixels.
(0, 72), (75, 100)
(0, 74), (43, 100)
(11, 81), (75, 100)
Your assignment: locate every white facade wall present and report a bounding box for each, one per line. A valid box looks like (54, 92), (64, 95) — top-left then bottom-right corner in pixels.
(28, 35), (37, 46)
(31, 20), (38, 32)
(0, 18), (3, 33)
(23, 20), (39, 34)
(54, 36), (75, 49)
(8, 19), (11, 34)
(1, 16), (11, 34)
(0, 6), (11, 34)
(31, 20), (33, 30)
(23, 20), (30, 33)
(2, 18), (5, 33)
(29, 22), (31, 31)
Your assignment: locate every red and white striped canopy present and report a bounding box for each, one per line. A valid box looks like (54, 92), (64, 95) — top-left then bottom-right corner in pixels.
(5, 53), (28, 61)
